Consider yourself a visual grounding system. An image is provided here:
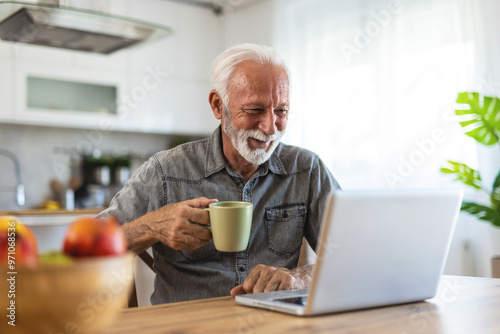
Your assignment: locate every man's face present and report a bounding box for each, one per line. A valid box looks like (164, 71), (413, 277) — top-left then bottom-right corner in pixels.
(221, 62), (290, 165)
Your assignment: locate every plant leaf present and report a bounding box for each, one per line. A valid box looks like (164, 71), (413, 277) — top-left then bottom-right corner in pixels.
(440, 161), (482, 190)
(461, 202), (500, 227)
(455, 92), (500, 145)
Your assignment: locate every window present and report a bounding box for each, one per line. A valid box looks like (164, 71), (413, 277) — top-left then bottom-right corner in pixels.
(276, 0), (484, 189)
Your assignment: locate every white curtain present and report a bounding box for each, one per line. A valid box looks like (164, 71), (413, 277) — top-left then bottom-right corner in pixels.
(274, 0), (500, 190)
(272, 0), (500, 277)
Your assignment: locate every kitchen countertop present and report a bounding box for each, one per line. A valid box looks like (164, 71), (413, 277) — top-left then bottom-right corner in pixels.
(0, 208), (103, 216)
(0, 208), (104, 226)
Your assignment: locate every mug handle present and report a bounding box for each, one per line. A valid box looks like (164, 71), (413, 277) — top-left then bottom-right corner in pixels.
(201, 208), (212, 231)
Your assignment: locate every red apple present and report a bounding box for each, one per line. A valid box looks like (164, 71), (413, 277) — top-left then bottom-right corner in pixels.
(0, 216), (38, 268)
(63, 216), (127, 257)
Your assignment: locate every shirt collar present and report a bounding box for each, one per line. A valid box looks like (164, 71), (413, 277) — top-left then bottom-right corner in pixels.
(204, 126), (288, 178)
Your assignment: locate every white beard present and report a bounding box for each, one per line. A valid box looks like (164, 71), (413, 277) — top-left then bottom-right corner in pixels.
(222, 105), (284, 165)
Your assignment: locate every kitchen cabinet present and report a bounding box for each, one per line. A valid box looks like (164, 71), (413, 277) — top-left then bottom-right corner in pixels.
(0, 59), (13, 121)
(1, 39), (139, 131)
(0, 41), (12, 121)
(0, 0), (220, 135)
(13, 61), (128, 130)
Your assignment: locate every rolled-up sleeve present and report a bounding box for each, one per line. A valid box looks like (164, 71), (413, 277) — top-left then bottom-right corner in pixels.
(98, 155), (165, 225)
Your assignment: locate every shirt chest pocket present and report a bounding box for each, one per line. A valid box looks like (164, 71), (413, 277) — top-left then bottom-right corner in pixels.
(265, 203), (307, 258)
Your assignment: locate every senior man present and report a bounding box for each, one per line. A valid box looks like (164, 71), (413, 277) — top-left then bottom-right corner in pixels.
(100, 43), (341, 304)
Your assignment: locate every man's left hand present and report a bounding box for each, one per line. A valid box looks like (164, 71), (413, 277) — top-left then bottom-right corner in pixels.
(230, 264), (314, 296)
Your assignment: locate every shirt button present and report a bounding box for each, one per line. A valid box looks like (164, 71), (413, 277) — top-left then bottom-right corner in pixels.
(238, 266), (245, 272)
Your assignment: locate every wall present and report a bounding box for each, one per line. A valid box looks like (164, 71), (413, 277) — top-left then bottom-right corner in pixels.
(220, 0), (276, 47)
(124, 0), (221, 134)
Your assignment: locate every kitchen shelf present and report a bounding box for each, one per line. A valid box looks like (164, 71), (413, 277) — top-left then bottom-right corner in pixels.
(27, 76), (117, 114)
(0, 208), (102, 216)
(0, 208), (102, 226)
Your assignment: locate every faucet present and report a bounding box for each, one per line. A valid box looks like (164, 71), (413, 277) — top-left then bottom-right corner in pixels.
(0, 149), (25, 206)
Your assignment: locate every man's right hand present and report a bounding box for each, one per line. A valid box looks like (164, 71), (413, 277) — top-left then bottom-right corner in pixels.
(120, 197), (218, 253)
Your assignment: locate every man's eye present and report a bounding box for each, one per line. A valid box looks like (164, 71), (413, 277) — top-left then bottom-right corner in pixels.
(246, 108), (263, 114)
(275, 109), (288, 116)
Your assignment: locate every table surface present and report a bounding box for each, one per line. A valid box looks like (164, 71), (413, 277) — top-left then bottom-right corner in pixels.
(100, 275), (500, 334)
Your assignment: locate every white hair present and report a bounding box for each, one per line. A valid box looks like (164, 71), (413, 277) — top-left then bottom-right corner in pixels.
(210, 43), (290, 105)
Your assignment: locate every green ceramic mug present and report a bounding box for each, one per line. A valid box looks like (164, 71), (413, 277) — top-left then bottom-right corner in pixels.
(204, 201), (253, 252)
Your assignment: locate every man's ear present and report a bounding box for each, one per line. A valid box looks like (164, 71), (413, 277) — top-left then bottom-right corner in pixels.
(209, 90), (223, 120)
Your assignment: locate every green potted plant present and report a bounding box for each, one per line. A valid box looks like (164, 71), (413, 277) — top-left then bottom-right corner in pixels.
(441, 92), (500, 277)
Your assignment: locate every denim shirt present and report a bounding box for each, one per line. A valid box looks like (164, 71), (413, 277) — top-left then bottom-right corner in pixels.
(100, 126), (340, 304)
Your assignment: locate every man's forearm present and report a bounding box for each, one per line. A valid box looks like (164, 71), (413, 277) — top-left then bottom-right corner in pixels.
(120, 214), (158, 253)
(119, 197), (216, 254)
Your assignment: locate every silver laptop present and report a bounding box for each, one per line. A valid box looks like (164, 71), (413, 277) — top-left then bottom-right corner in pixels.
(235, 189), (463, 316)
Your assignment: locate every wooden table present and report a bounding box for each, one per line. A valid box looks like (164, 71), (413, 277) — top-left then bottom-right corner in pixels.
(100, 275), (500, 334)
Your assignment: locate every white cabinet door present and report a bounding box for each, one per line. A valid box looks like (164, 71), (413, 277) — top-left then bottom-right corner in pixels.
(0, 41), (14, 121)
(0, 55), (13, 121)
(13, 62), (128, 130)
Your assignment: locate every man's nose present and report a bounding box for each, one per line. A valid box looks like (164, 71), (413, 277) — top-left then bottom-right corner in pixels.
(258, 109), (278, 135)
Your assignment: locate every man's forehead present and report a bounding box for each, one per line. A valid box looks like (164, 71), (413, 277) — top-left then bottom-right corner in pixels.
(230, 61), (289, 90)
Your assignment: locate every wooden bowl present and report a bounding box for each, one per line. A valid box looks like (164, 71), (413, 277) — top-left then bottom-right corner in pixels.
(1, 252), (134, 334)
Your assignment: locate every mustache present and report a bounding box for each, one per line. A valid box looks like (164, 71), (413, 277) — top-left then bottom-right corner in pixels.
(223, 104), (284, 142)
(245, 129), (283, 142)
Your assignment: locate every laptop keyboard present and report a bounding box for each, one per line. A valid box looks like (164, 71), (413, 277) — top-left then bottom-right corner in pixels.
(274, 295), (308, 306)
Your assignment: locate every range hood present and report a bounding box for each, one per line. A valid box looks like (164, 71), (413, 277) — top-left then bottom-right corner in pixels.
(0, 1), (172, 54)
